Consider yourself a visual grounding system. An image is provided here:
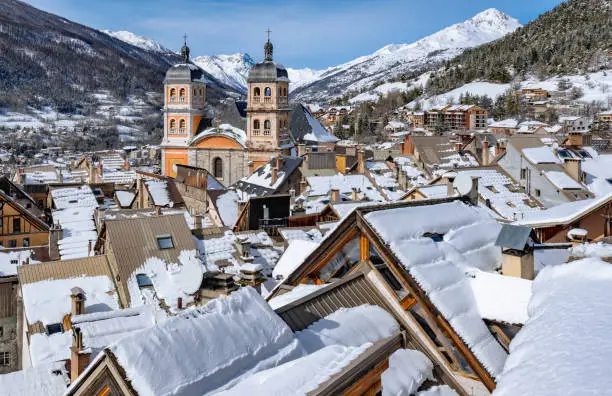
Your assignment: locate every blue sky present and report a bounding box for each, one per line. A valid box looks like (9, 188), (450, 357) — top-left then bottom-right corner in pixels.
(24, 0), (564, 69)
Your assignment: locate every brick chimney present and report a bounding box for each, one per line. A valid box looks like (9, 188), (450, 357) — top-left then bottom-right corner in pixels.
(564, 158), (582, 182)
(357, 149), (366, 174)
(402, 135), (414, 155)
(482, 138), (490, 166)
(69, 287), (90, 382)
(351, 187), (359, 201)
(297, 144), (306, 157)
(331, 188), (340, 202)
(276, 155), (283, 171)
(136, 174), (146, 208)
(454, 142), (463, 152)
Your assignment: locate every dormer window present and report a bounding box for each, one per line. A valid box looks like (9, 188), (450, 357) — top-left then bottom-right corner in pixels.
(156, 235), (174, 249)
(46, 323), (63, 335)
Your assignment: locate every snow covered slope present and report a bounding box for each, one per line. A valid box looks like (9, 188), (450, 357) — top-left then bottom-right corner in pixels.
(102, 30), (175, 55)
(293, 8), (521, 102)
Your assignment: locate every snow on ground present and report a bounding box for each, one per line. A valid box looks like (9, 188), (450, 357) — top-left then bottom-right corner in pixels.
(494, 258), (612, 396)
(381, 349), (434, 396)
(418, 81), (511, 110)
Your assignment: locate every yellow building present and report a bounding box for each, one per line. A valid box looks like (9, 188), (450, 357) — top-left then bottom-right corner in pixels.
(0, 190), (49, 248)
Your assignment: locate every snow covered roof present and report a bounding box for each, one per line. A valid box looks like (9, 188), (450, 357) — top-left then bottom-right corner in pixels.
(364, 201), (507, 376)
(107, 287), (304, 395)
(381, 349), (434, 396)
(190, 123), (246, 148)
(50, 186), (99, 260)
(234, 156), (302, 197)
(0, 249), (39, 277)
(494, 258), (612, 395)
(0, 361), (68, 395)
(272, 240), (320, 280)
(302, 107), (340, 143)
(145, 179), (172, 207)
(215, 190), (240, 227)
(522, 146), (560, 164)
(488, 118), (518, 128)
(278, 227), (324, 244)
(515, 192), (612, 227)
(544, 170), (583, 190)
(468, 270), (531, 324)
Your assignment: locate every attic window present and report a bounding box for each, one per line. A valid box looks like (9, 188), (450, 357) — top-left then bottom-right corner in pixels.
(423, 232), (444, 242)
(136, 273), (153, 288)
(10, 259), (18, 265)
(156, 235), (174, 249)
(46, 323), (63, 335)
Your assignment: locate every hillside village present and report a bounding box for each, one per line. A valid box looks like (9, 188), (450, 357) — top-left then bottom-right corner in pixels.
(0, 0), (611, 395)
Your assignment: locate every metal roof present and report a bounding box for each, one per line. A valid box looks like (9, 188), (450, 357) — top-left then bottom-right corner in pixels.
(105, 214), (196, 305)
(247, 60), (288, 83)
(18, 255), (112, 285)
(494, 223), (533, 250)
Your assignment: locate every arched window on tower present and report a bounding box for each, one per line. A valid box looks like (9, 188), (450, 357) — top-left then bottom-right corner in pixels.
(169, 119), (176, 134)
(264, 87), (271, 96)
(264, 120), (271, 135)
(179, 119), (186, 134)
(253, 119), (260, 135)
(283, 87), (287, 97)
(179, 88), (186, 103)
(213, 157), (223, 179)
(169, 88), (177, 104)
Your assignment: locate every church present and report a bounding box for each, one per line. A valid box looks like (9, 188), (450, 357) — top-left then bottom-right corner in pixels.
(160, 35), (338, 185)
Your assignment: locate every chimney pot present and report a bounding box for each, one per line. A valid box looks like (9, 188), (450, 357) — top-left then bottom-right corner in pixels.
(271, 167), (279, 186)
(331, 188), (340, 202)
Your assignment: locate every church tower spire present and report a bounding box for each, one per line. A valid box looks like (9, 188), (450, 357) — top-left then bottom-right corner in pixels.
(264, 28), (273, 61)
(180, 33), (190, 63)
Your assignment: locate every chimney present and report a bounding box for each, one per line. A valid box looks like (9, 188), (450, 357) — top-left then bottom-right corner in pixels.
(564, 158), (582, 182)
(177, 297), (183, 310)
(351, 187), (359, 201)
(155, 205), (161, 216)
(498, 226), (535, 280)
(87, 240), (92, 256)
(70, 287), (86, 316)
(136, 174), (146, 208)
(248, 161), (255, 176)
(454, 142), (462, 152)
(124, 159), (130, 170)
(275, 155), (283, 171)
(357, 149), (366, 174)
(194, 211), (203, 231)
(88, 162), (95, 184)
(482, 138), (490, 166)
(297, 144), (306, 157)
(289, 189), (296, 206)
(495, 142), (505, 157)
(567, 228), (588, 247)
(271, 167), (279, 186)
(70, 327), (91, 383)
(331, 188), (340, 202)
(16, 168), (24, 184)
(402, 134), (414, 155)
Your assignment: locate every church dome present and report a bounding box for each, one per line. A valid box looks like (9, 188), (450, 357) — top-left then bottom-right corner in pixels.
(247, 61), (288, 83)
(164, 63), (206, 84)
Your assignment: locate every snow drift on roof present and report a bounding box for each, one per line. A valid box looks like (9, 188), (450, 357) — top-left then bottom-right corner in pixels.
(494, 258), (612, 395)
(272, 240), (319, 281)
(381, 349), (433, 396)
(0, 361), (68, 396)
(468, 270), (531, 324)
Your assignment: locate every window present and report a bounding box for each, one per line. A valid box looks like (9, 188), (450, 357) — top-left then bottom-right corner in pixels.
(535, 189), (541, 197)
(169, 119), (176, 134)
(8, 240), (16, 248)
(253, 119), (260, 130)
(156, 235), (174, 249)
(317, 234), (360, 282)
(136, 273), (153, 288)
(423, 232), (444, 242)
(46, 323), (63, 335)
(22, 238), (29, 247)
(169, 88), (177, 103)
(264, 87), (271, 97)
(0, 352), (9, 366)
(179, 119), (186, 133)
(179, 88), (186, 102)
(12, 218), (20, 233)
(213, 157), (223, 179)
(520, 168), (527, 180)
(0, 326), (3, 338)
(264, 120), (271, 130)
(253, 87), (261, 97)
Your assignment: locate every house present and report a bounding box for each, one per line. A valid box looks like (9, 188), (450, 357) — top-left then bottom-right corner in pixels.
(402, 135), (479, 177)
(0, 177), (45, 221)
(384, 120), (406, 133)
(423, 105), (488, 131)
(289, 103), (339, 152)
(267, 197), (529, 393)
(233, 155), (302, 200)
(515, 88), (550, 102)
(514, 192), (612, 243)
(498, 136), (592, 208)
(488, 119), (518, 136)
(0, 187), (49, 251)
(404, 111), (425, 129)
(559, 116), (592, 134)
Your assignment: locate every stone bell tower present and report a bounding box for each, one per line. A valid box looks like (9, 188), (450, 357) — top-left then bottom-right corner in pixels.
(245, 30), (292, 169)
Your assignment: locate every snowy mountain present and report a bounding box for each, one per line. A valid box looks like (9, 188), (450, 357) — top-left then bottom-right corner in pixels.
(192, 53), (256, 93)
(292, 8), (521, 102)
(102, 30), (176, 55)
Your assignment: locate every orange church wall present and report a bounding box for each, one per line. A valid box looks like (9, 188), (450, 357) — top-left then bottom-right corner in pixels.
(166, 84), (190, 105)
(167, 116), (189, 138)
(164, 150), (188, 178)
(193, 136), (243, 150)
(192, 115), (203, 135)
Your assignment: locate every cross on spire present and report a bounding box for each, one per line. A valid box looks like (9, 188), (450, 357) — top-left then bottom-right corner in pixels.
(183, 33), (188, 45)
(264, 28), (273, 61)
(266, 28), (271, 42)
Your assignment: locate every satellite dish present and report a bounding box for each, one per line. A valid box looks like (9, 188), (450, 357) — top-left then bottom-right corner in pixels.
(453, 173), (474, 196)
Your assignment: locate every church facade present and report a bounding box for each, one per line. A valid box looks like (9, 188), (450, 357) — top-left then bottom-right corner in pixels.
(160, 36), (293, 185)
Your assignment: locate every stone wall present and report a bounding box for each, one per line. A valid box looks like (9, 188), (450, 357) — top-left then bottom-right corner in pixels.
(188, 148), (247, 187)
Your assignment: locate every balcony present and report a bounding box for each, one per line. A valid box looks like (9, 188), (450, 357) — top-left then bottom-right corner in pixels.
(263, 129), (271, 136)
(252, 129), (261, 136)
(169, 128), (176, 134)
(263, 97), (272, 104)
(178, 128), (186, 134)
(252, 96), (260, 103)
